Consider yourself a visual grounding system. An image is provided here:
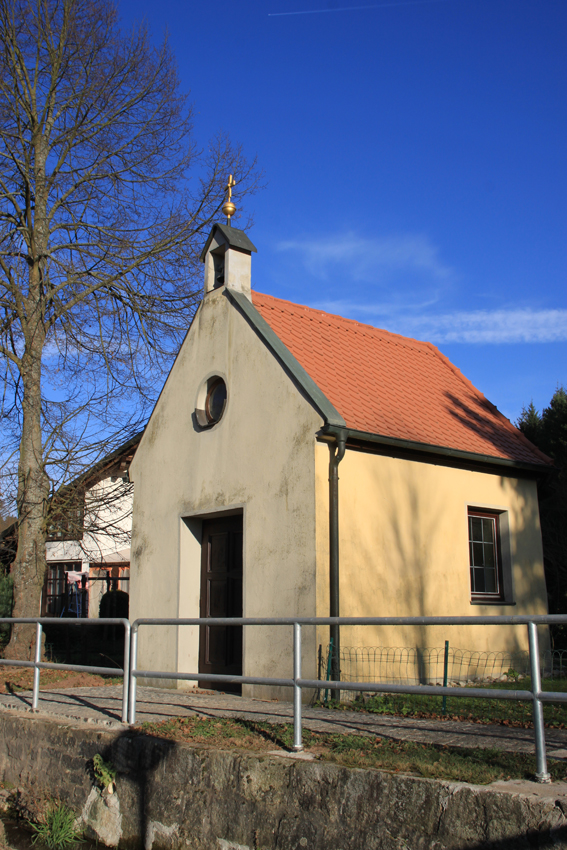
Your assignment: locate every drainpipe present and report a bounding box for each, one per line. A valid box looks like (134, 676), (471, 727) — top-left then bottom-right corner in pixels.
(329, 428), (347, 701)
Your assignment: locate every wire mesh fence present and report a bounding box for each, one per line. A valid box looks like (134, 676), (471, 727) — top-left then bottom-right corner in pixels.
(318, 644), (567, 698)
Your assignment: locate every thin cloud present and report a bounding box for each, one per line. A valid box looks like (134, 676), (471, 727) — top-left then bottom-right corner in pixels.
(314, 303), (567, 344)
(277, 232), (453, 282)
(269, 0), (456, 16)
(407, 309), (567, 344)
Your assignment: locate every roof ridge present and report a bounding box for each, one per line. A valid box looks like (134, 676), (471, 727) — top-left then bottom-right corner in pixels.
(252, 290), (434, 351)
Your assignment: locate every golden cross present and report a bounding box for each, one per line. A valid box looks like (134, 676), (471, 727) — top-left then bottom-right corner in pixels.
(225, 174), (236, 203)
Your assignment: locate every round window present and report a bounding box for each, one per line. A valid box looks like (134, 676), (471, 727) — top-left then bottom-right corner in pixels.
(205, 378), (227, 424)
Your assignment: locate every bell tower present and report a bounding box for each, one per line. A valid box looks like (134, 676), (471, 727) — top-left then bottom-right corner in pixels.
(200, 176), (257, 300)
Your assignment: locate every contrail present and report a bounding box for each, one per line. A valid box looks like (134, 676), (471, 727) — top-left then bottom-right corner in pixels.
(269, 0), (457, 16)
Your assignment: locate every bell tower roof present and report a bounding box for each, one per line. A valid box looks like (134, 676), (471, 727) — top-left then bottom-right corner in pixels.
(199, 224), (257, 262)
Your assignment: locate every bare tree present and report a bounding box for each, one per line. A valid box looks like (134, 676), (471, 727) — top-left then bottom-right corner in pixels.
(0, 0), (261, 657)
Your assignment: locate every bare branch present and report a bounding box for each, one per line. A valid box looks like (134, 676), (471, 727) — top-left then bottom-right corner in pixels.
(0, 0), (263, 655)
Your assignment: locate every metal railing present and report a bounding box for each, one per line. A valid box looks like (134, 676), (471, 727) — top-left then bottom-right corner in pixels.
(0, 617), (130, 722)
(129, 614), (567, 784)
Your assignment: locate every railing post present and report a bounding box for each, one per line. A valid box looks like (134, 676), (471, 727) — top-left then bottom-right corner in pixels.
(528, 622), (551, 783)
(293, 622), (303, 751)
(128, 625), (138, 725)
(121, 620), (131, 724)
(32, 622), (42, 711)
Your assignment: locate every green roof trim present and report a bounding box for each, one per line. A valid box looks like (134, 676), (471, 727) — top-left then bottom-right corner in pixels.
(342, 427), (553, 474)
(226, 289), (347, 429)
(200, 224), (257, 262)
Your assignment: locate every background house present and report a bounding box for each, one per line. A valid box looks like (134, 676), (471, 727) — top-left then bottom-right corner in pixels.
(128, 224), (552, 698)
(44, 434), (139, 619)
(1, 435), (139, 621)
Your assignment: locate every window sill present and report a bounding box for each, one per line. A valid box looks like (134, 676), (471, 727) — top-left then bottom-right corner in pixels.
(470, 600), (516, 606)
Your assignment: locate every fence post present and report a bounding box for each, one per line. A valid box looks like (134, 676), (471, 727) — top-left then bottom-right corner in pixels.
(528, 622), (551, 783)
(324, 637), (334, 706)
(121, 620), (131, 724)
(293, 622), (303, 751)
(128, 625), (138, 725)
(32, 622), (42, 711)
(442, 640), (449, 715)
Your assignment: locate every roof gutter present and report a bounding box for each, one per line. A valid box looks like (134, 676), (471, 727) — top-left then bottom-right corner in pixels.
(328, 427), (347, 701)
(328, 427), (553, 476)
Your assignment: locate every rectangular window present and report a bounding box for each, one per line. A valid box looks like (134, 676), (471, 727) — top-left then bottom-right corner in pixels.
(44, 561), (82, 616)
(468, 510), (504, 602)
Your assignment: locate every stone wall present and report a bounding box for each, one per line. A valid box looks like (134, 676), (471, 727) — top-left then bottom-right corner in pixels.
(0, 710), (566, 849)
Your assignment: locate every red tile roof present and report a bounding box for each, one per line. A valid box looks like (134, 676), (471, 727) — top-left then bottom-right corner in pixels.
(251, 291), (550, 467)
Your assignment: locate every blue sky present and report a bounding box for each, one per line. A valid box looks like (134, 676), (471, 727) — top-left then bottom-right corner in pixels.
(120, 0), (566, 424)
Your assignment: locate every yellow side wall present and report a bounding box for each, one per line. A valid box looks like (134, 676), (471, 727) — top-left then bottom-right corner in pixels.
(315, 442), (549, 666)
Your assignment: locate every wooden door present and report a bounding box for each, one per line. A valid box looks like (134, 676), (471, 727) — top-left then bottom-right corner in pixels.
(199, 516), (243, 692)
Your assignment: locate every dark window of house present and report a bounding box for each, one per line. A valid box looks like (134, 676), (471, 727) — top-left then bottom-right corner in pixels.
(468, 511), (503, 601)
(46, 491), (85, 541)
(45, 562), (82, 616)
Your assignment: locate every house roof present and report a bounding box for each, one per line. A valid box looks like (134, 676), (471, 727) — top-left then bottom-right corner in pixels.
(0, 430), (143, 546)
(250, 291), (551, 468)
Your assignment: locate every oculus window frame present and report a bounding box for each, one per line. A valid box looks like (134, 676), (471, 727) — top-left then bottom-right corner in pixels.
(195, 374), (228, 429)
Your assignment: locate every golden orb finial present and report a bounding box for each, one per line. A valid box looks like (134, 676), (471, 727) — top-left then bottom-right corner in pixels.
(222, 174), (236, 225)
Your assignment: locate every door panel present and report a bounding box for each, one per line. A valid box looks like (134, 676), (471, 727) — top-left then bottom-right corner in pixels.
(199, 516), (243, 692)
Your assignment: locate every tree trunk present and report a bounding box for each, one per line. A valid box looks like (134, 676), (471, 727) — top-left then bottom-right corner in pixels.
(4, 318), (49, 659)
(3, 117), (52, 660)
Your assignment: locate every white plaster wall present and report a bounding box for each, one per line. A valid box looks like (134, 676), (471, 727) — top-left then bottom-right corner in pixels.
(46, 478), (132, 570)
(129, 287), (323, 697)
(81, 479), (133, 561)
(46, 478), (132, 618)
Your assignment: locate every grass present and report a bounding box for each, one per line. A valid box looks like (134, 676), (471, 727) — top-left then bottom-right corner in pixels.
(28, 802), (82, 849)
(138, 715), (567, 786)
(318, 677), (567, 728)
(0, 666), (123, 694)
(140, 715), (271, 750)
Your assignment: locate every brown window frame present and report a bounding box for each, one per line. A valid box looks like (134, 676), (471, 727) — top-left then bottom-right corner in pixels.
(468, 509), (504, 603)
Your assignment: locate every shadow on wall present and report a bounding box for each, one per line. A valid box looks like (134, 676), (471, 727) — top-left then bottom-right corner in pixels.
(499, 472), (550, 648)
(340, 457), (439, 676)
(384, 464), (433, 660)
(339, 452), (548, 672)
(93, 728), (176, 849)
(453, 828), (567, 850)
(446, 389), (550, 621)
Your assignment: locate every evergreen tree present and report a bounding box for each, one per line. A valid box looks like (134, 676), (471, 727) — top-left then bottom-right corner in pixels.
(517, 401), (542, 446)
(518, 388), (567, 643)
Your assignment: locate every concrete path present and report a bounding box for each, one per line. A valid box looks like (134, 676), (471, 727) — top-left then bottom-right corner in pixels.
(1, 684), (567, 761)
